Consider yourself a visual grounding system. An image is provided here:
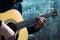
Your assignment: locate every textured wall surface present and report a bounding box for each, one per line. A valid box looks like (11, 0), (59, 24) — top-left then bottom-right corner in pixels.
(21, 0), (60, 40)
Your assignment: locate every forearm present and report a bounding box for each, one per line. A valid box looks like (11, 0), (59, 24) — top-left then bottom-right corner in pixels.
(35, 24), (43, 31)
(0, 21), (16, 40)
(27, 24), (41, 34)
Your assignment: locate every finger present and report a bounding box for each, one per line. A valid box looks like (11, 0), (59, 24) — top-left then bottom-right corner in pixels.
(42, 17), (46, 23)
(40, 19), (44, 24)
(39, 17), (46, 24)
(38, 13), (41, 16)
(42, 17), (46, 21)
(37, 13), (41, 18)
(40, 17), (46, 23)
(37, 18), (44, 25)
(42, 18), (46, 23)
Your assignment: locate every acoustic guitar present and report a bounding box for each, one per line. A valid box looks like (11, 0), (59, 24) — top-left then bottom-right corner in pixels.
(0, 8), (57, 40)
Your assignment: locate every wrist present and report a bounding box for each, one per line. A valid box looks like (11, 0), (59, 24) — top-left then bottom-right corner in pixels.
(34, 24), (40, 30)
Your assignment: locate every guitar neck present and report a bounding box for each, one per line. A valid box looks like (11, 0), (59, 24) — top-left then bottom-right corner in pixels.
(17, 9), (58, 29)
(16, 13), (51, 29)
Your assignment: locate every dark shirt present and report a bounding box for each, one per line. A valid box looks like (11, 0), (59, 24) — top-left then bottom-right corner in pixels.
(0, 0), (22, 13)
(0, 0), (13, 12)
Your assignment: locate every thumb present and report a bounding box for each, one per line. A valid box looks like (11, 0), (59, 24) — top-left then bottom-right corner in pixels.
(38, 12), (41, 16)
(37, 12), (41, 18)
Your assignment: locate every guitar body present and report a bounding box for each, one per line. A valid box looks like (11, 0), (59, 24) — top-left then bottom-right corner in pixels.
(0, 9), (28, 40)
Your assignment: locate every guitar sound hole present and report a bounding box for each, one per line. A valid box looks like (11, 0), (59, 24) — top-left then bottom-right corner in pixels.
(7, 22), (18, 33)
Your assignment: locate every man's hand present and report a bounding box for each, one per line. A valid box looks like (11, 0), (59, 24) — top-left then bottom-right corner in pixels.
(0, 21), (15, 40)
(35, 13), (46, 30)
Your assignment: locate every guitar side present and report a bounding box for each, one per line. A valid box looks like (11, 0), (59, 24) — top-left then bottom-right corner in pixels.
(0, 9), (28, 40)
